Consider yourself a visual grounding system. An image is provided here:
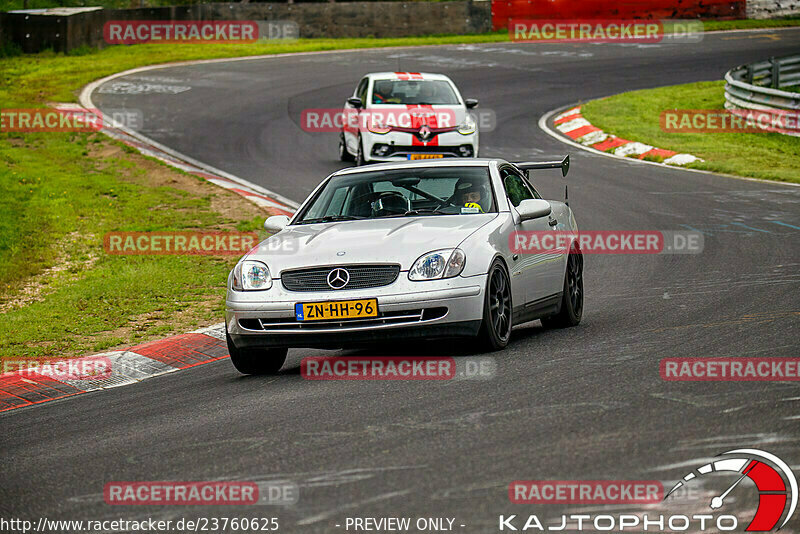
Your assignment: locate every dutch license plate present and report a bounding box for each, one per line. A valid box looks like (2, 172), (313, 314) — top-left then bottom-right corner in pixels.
(295, 298), (378, 321)
(408, 154), (444, 160)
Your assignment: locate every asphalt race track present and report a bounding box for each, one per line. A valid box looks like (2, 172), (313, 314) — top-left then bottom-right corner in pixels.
(3, 29), (800, 532)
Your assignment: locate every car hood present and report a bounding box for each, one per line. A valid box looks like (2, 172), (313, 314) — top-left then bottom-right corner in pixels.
(248, 215), (496, 275)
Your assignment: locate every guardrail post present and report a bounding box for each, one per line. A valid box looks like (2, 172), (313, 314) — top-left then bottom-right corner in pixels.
(746, 64), (754, 85)
(770, 57), (780, 88)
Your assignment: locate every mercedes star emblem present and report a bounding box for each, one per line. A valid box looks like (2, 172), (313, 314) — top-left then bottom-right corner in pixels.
(327, 268), (350, 289)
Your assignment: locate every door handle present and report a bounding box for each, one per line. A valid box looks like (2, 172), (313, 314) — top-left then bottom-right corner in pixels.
(548, 218), (558, 227)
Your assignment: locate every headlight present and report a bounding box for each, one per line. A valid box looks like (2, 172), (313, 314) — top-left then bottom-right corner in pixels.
(232, 260), (272, 291)
(457, 115), (476, 135)
(367, 117), (391, 134)
(409, 249), (466, 281)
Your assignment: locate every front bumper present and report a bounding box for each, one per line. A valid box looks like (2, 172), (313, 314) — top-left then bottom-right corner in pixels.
(226, 274), (487, 349)
(363, 130), (478, 161)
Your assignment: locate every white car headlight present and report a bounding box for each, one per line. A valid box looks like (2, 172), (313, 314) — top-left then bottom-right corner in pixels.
(409, 249), (466, 281)
(367, 116), (391, 134)
(232, 260), (272, 291)
(457, 115), (476, 135)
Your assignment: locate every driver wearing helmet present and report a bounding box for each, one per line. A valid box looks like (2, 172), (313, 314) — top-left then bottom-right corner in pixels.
(373, 81), (397, 104)
(454, 180), (486, 213)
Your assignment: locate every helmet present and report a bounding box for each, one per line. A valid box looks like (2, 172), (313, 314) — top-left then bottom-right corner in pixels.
(453, 178), (489, 212)
(375, 80), (393, 96)
(454, 179), (486, 199)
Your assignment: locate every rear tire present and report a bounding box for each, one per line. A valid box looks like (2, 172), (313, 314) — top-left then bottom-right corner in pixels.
(541, 245), (583, 328)
(227, 333), (287, 375)
(477, 260), (512, 351)
(339, 133), (354, 162)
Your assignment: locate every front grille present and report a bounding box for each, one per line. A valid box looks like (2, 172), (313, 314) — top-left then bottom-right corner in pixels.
(238, 307), (447, 332)
(281, 264), (400, 292)
(391, 126), (457, 142)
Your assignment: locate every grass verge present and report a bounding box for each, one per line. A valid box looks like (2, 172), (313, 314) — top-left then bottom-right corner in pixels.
(701, 18), (800, 31)
(0, 134), (267, 361)
(581, 81), (800, 183)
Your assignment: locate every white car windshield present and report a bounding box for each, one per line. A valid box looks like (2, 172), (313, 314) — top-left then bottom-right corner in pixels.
(371, 80), (460, 105)
(296, 167), (495, 223)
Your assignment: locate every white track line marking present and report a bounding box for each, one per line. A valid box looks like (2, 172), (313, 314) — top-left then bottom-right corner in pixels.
(80, 74), (300, 209)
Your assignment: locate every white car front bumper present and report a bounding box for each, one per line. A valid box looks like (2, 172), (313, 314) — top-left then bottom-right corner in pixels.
(362, 130), (479, 161)
(225, 273), (487, 349)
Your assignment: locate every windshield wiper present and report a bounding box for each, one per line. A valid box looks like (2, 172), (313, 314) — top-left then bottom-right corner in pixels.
(398, 209), (449, 217)
(297, 215), (363, 225)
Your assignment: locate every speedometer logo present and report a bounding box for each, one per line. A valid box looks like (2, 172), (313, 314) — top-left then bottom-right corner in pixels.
(665, 449), (798, 531)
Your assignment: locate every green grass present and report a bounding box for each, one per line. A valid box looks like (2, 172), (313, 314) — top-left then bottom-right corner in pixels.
(0, 132), (270, 360)
(702, 18), (800, 31)
(1, 0), (465, 10)
(1, 0), (201, 10)
(581, 81), (800, 183)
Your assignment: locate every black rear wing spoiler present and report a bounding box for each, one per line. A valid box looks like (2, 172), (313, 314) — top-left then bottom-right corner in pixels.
(514, 155), (570, 177)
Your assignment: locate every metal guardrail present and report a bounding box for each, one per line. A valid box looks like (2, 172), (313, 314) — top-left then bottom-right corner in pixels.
(724, 55), (800, 136)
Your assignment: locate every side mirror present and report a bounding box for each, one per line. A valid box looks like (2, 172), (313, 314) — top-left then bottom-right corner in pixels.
(464, 98), (479, 109)
(264, 215), (290, 233)
(516, 199), (551, 221)
(347, 97), (363, 109)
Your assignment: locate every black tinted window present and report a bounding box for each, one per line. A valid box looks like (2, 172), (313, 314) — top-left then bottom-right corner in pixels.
(502, 168), (534, 207)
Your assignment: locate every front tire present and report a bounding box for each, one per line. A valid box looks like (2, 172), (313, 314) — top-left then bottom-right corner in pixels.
(541, 245), (583, 328)
(355, 135), (366, 166)
(227, 333), (287, 375)
(477, 260), (512, 351)
(339, 133), (355, 162)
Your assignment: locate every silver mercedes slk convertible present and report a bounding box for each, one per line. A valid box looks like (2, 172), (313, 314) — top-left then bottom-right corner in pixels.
(225, 157), (583, 374)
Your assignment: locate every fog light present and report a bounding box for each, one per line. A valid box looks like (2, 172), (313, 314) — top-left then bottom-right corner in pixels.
(458, 145), (473, 157)
(373, 144), (390, 156)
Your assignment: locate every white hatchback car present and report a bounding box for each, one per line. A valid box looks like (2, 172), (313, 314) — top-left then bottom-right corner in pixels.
(339, 72), (480, 165)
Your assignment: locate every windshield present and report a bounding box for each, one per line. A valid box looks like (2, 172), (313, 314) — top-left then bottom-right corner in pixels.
(295, 167), (495, 223)
(371, 80), (460, 105)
